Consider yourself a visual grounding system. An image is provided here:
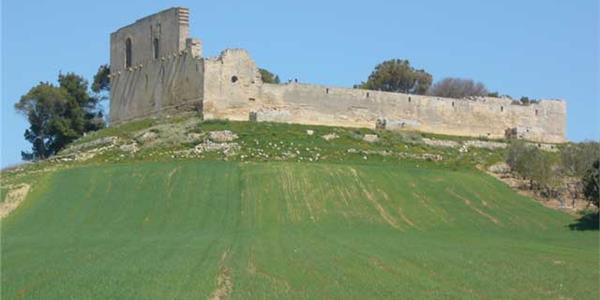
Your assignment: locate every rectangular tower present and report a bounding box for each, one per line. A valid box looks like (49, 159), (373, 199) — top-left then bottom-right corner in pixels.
(109, 7), (204, 124)
(110, 7), (190, 72)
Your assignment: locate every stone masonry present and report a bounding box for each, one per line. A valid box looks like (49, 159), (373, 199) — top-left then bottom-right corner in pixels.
(109, 7), (567, 143)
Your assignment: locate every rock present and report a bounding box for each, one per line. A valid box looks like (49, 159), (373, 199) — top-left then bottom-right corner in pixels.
(363, 134), (379, 143)
(464, 140), (507, 150)
(422, 138), (459, 148)
(321, 133), (339, 141)
(194, 141), (240, 156)
(306, 129), (314, 136)
(488, 162), (510, 174)
(62, 136), (119, 154)
(119, 143), (139, 153)
(135, 131), (158, 144)
(186, 132), (204, 142)
(208, 130), (238, 143)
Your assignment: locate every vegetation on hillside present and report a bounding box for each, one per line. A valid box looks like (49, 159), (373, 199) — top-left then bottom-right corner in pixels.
(2, 160), (598, 299)
(14, 72), (105, 160)
(582, 159), (599, 207)
(506, 140), (600, 208)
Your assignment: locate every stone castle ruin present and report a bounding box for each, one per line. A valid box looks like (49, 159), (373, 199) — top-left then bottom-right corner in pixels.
(109, 7), (567, 143)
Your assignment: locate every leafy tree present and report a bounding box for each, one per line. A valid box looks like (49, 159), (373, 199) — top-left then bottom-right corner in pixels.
(561, 142), (600, 177)
(355, 59), (432, 94)
(15, 72), (105, 160)
(15, 83), (70, 160)
(506, 141), (560, 195)
(428, 77), (488, 98)
(259, 68), (280, 84)
(92, 64), (111, 97)
(582, 159), (599, 207)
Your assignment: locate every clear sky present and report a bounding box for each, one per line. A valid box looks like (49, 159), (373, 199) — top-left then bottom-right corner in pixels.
(2, 0), (599, 168)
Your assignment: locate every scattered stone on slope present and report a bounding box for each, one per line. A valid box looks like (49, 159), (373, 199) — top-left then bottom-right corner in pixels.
(119, 142), (139, 153)
(488, 162), (510, 174)
(62, 136), (120, 154)
(208, 130), (238, 143)
(464, 140), (507, 150)
(0, 184), (31, 218)
(306, 129), (314, 136)
(422, 138), (459, 148)
(194, 141), (240, 156)
(321, 133), (339, 141)
(186, 132), (204, 143)
(135, 130), (159, 144)
(363, 134), (379, 143)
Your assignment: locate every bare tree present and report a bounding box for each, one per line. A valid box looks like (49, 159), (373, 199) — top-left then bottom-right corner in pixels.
(428, 77), (488, 99)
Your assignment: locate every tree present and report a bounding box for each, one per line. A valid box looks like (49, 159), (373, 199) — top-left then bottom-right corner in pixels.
(59, 73), (105, 132)
(355, 59), (432, 94)
(582, 159), (599, 207)
(92, 64), (111, 98)
(506, 141), (559, 195)
(561, 142), (600, 177)
(15, 72), (105, 160)
(259, 68), (280, 84)
(428, 77), (488, 98)
(15, 83), (70, 160)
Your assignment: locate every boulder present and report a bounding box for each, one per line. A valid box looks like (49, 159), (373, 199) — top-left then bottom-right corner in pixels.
(322, 133), (339, 141)
(363, 134), (379, 143)
(208, 130), (238, 143)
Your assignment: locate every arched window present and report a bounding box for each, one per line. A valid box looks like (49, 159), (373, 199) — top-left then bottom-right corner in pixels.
(125, 38), (132, 68)
(153, 38), (159, 59)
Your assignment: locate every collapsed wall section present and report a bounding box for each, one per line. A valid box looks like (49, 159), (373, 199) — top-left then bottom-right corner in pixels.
(202, 49), (263, 120)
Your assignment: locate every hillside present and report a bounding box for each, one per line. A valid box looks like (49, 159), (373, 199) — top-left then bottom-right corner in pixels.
(1, 116), (598, 299)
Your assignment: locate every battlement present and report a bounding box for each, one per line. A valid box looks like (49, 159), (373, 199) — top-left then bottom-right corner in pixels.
(109, 8), (567, 143)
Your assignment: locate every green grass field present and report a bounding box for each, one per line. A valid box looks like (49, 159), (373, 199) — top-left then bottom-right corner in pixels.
(2, 160), (597, 299)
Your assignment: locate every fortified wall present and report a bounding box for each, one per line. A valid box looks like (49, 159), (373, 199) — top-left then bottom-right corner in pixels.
(109, 7), (567, 143)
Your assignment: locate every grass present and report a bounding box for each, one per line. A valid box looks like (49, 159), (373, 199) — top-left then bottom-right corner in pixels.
(66, 118), (506, 171)
(2, 160), (598, 299)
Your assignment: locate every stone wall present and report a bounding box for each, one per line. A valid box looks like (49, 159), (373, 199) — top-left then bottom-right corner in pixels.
(200, 51), (566, 143)
(110, 7), (190, 72)
(202, 49), (263, 120)
(109, 7), (567, 143)
(109, 52), (204, 124)
(253, 84), (566, 143)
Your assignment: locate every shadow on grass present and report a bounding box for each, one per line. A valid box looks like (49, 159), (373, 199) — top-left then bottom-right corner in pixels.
(568, 210), (599, 231)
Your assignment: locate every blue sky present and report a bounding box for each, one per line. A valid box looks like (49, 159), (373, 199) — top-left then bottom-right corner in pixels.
(2, 0), (599, 168)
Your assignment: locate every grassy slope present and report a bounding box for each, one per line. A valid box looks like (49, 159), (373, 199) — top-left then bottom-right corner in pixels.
(2, 160), (597, 299)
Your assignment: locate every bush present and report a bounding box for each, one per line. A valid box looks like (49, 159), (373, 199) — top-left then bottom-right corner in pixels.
(428, 77), (488, 99)
(506, 141), (560, 195)
(561, 142), (600, 177)
(355, 59), (432, 95)
(582, 160), (599, 207)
